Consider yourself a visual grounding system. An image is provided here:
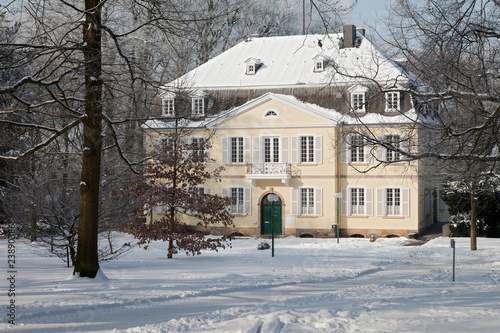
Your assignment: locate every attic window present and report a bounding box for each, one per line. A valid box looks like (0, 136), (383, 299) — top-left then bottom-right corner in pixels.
(245, 57), (262, 75)
(264, 110), (278, 118)
(162, 98), (175, 117)
(247, 64), (256, 75)
(348, 85), (369, 112)
(315, 61), (324, 72)
(312, 55), (329, 73)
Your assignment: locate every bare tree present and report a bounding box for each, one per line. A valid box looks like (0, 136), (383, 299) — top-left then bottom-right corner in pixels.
(342, 0), (500, 249)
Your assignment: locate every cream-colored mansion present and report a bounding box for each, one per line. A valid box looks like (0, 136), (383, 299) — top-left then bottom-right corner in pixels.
(143, 25), (448, 238)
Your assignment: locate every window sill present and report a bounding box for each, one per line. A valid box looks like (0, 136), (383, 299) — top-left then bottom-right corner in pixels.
(297, 215), (319, 218)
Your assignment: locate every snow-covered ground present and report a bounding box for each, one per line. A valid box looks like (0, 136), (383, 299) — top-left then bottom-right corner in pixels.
(1, 234), (499, 332)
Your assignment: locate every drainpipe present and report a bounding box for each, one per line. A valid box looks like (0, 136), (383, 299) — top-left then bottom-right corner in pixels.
(334, 122), (344, 243)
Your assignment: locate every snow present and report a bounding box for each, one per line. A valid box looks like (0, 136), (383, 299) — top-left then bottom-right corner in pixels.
(1, 234), (500, 332)
(165, 34), (408, 90)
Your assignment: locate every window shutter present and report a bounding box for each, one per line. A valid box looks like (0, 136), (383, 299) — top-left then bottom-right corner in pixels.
(376, 188), (385, 216)
(341, 188), (348, 216)
(363, 142), (372, 163)
(221, 137), (228, 164)
(281, 136), (289, 163)
(401, 136), (410, 158)
(252, 137), (260, 163)
(291, 136), (298, 164)
(291, 188), (299, 215)
(340, 136), (348, 163)
(222, 187), (230, 213)
(315, 136), (322, 164)
(244, 137), (251, 163)
(402, 188), (410, 217)
(244, 187), (251, 215)
(366, 188), (373, 216)
(315, 187), (322, 216)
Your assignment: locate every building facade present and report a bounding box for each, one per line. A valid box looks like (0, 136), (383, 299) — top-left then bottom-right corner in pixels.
(144, 25), (448, 238)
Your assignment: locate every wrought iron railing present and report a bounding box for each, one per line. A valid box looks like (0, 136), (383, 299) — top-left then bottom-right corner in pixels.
(246, 163), (301, 176)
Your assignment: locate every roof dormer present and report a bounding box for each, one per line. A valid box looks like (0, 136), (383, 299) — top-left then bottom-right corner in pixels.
(312, 55), (330, 73)
(244, 57), (262, 75)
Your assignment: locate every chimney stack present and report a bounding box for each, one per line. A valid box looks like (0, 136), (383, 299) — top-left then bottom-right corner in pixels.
(342, 24), (357, 48)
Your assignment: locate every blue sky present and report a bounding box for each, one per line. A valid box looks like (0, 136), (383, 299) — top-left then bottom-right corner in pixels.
(348, 0), (392, 34)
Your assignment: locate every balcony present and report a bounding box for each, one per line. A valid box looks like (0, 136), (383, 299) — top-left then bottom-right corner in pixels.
(246, 163), (299, 186)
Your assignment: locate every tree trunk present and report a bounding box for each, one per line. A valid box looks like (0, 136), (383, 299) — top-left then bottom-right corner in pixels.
(470, 189), (477, 251)
(74, 0), (103, 278)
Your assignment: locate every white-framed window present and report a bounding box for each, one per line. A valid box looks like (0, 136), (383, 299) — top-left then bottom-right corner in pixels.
(291, 135), (322, 164)
(247, 64), (255, 74)
(385, 92), (400, 111)
(222, 186), (251, 215)
(314, 60), (324, 72)
(153, 136), (172, 149)
(348, 85), (368, 112)
(341, 133), (372, 164)
(222, 136), (250, 164)
(291, 187), (322, 216)
(162, 98), (175, 117)
(376, 187), (409, 217)
(385, 134), (401, 162)
(350, 134), (365, 163)
(192, 97), (204, 116)
(300, 136), (314, 163)
(352, 93), (365, 111)
(341, 187), (373, 216)
(191, 137), (205, 157)
(231, 137), (244, 163)
(264, 136), (280, 163)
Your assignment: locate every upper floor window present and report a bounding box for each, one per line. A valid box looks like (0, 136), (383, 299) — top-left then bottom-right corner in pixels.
(349, 134), (365, 163)
(348, 85), (368, 112)
(191, 137), (205, 156)
(162, 98), (175, 117)
(385, 134), (401, 162)
(300, 136), (314, 163)
(245, 57), (262, 75)
(231, 137), (244, 163)
(385, 92), (400, 111)
(192, 97), (204, 116)
(312, 54), (329, 73)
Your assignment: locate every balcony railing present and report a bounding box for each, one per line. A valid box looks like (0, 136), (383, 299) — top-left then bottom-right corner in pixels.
(246, 163), (299, 186)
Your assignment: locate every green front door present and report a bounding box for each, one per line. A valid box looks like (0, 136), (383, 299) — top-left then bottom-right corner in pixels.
(261, 203), (282, 235)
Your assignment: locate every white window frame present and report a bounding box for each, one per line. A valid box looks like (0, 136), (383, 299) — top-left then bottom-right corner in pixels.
(162, 98), (175, 117)
(385, 134), (401, 162)
(192, 97), (204, 116)
(349, 134), (365, 163)
(247, 63), (255, 75)
(351, 93), (365, 112)
(263, 136), (281, 163)
(341, 187), (373, 216)
(190, 137), (205, 157)
(291, 187), (322, 216)
(385, 91), (400, 111)
(300, 135), (315, 163)
(263, 110), (278, 118)
(314, 60), (324, 72)
(376, 187), (409, 217)
(223, 186), (251, 215)
(230, 137), (245, 164)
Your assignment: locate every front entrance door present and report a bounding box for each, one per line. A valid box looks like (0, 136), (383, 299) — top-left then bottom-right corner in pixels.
(261, 193), (282, 235)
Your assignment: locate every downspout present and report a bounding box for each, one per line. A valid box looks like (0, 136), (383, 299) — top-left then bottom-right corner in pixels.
(335, 122), (344, 243)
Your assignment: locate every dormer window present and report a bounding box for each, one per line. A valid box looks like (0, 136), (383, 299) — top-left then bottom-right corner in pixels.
(192, 97), (204, 116)
(385, 92), (400, 112)
(190, 90), (207, 116)
(348, 85), (369, 112)
(245, 57), (262, 75)
(162, 98), (175, 117)
(312, 54), (330, 73)
(160, 91), (176, 117)
(315, 61), (323, 72)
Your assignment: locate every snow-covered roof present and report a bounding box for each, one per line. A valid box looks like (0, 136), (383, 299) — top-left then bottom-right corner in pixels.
(164, 33), (410, 90)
